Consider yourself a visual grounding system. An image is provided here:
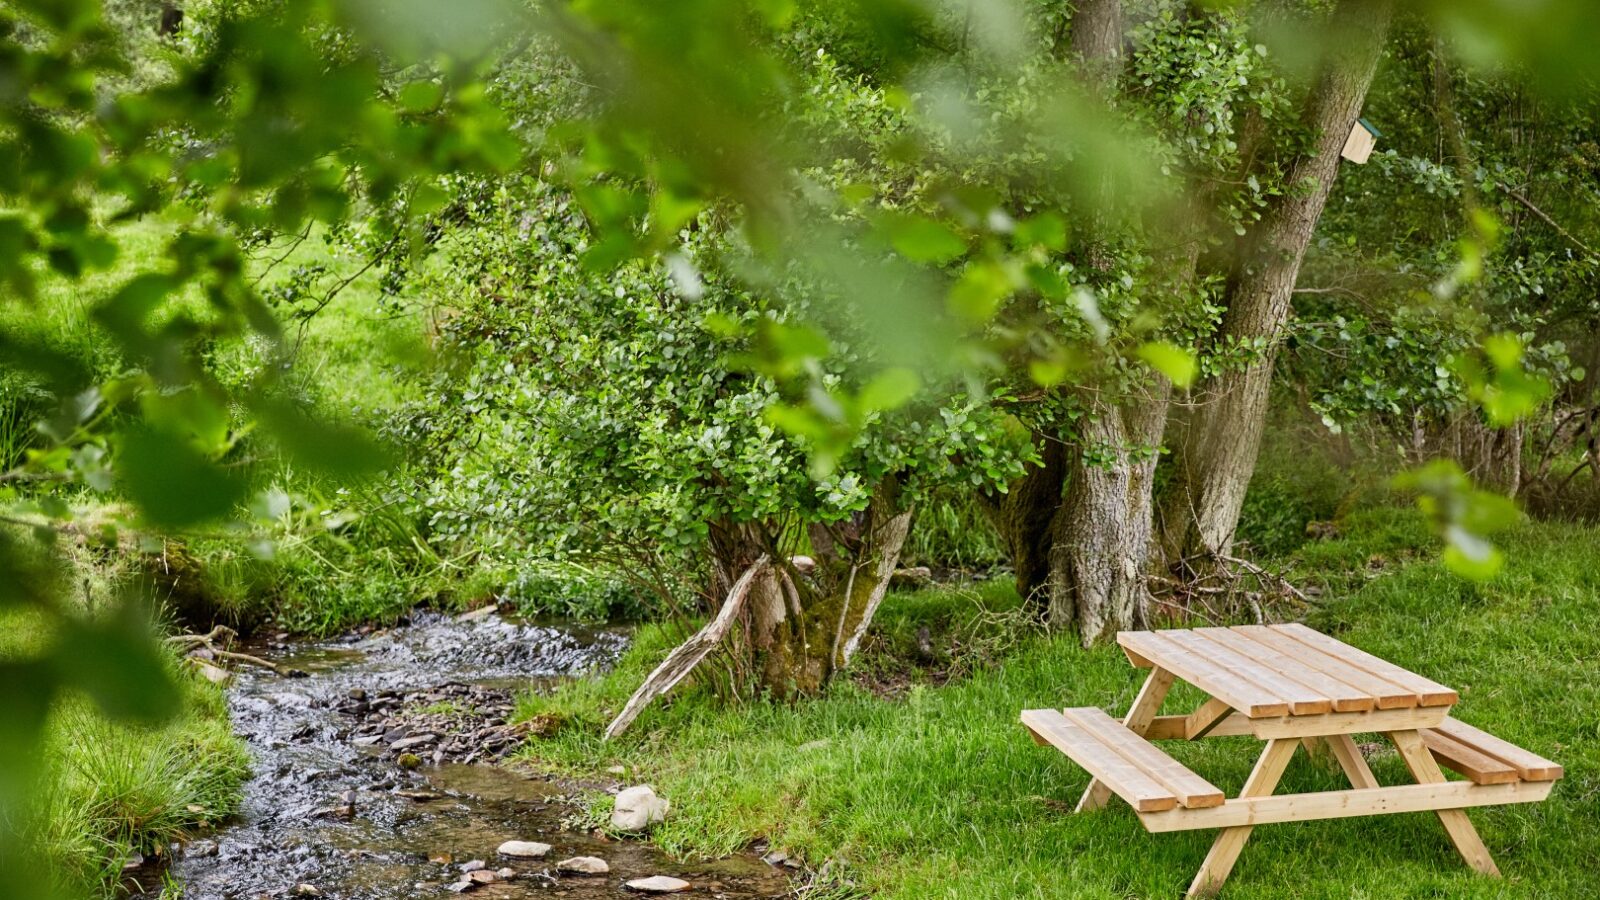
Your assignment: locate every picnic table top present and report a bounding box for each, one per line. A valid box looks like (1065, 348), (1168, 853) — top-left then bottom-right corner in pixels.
(1116, 623), (1458, 718)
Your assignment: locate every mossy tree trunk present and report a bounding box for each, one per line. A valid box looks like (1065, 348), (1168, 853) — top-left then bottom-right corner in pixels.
(606, 477), (912, 738)
(710, 478), (913, 700)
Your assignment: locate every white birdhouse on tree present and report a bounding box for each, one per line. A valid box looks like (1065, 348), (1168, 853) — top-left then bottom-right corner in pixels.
(1341, 117), (1381, 164)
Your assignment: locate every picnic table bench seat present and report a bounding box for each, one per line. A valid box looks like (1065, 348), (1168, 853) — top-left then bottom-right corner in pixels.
(1421, 717), (1564, 785)
(1022, 707), (1225, 812)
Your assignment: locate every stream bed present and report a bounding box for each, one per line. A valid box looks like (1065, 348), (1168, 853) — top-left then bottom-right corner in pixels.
(132, 610), (793, 900)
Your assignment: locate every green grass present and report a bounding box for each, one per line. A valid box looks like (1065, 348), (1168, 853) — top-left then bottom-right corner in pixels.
(515, 512), (1599, 898)
(0, 541), (250, 899)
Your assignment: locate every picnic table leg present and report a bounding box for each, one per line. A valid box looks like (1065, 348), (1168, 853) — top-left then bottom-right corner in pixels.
(1076, 666), (1174, 812)
(1187, 737), (1299, 898)
(1388, 729), (1501, 877)
(1325, 733), (1379, 789)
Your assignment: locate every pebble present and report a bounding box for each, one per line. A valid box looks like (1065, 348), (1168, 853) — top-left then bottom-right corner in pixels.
(495, 867), (516, 879)
(625, 875), (691, 893)
(556, 855), (610, 875)
(389, 733), (437, 751)
(612, 785), (670, 831)
(290, 886), (322, 897)
(460, 860), (486, 873)
(496, 840), (552, 858)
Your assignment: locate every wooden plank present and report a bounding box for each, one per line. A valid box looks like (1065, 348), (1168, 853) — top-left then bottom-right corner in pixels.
(1062, 707), (1225, 810)
(1326, 733), (1379, 789)
(1122, 643), (1155, 668)
(1434, 718), (1564, 781)
(1118, 632), (1290, 717)
(1146, 714), (1252, 740)
(1140, 779), (1554, 833)
(1231, 625), (1420, 709)
(1078, 667), (1175, 813)
(1021, 709), (1176, 812)
(1199, 627), (1374, 712)
(1186, 738), (1299, 897)
(1146, 705), (1445, 740)
(1421, 730), (1519, 785)
(1164, 629), (1333, 715)
(1249, 705), (1447, 739)
(1275, 624), (1458, 706)
(1390, 729), (1501, 876)
(1186, 697), (1233, 739)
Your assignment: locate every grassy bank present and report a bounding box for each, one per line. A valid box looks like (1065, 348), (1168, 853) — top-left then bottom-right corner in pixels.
(515, 510), (1598, 898)
(0, 545), (250, 898)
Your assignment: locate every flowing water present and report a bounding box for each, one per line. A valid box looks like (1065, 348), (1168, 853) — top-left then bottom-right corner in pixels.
(133, 611), (793, 899)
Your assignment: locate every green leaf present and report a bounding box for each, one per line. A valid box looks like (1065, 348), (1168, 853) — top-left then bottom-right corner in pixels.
(1442, 528), (1504, 580)
(255, 400), (394, 480)
(947, 262), (1012, 323)
(1013, 212), (1067, 251)
(412, 182), (451, 217)
(0, 660), (56, 803)
(399, 80), (445, 112)
(857, 368), (921, 412)
(1136, 341), (1197, 388)
(53, 609), (179, 725)
(117, 427), (248, 528)
(885, 214), (967, 265)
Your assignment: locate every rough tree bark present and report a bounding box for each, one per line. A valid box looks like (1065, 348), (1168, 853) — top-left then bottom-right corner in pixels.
(1047, 385), (1170, 643)
(976, 437), (1066, 609)
(605, 476), (913, 737)
(710, 481), (914, 698)
(1040, 0), (1178, 643)
(975, 0), (1180, 643)
(1162, 0), (1395, 563)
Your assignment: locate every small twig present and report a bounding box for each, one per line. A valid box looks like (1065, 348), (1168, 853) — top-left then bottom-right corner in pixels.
(1215, 553), (1311, 605)
(1498, 184), (1597, 259)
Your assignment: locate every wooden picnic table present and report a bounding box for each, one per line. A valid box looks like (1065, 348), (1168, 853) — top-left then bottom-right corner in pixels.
(1022, 623), (1562, 897)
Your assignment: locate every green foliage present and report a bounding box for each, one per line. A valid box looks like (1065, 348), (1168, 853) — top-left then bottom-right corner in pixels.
(901, 491), (1007, 569)
(1, 593), (248, 899)
(1393, 459), (1522, 580)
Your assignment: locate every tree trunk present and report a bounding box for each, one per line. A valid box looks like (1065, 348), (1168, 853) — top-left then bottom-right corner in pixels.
(1048, 382), (1169, 643)
(1162, 0), (1394, 563)
(606, 478), (913, 737)
(976, 436), (1066, 611)
(710, 477), (913, 700)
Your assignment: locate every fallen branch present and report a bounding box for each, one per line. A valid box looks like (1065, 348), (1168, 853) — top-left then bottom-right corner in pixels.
(1215, 553), (1311, 605)
(168, 625), (287, 675)
(603, 555), (771, 741)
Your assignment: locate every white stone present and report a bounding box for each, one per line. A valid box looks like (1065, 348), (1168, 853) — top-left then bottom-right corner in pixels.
(612, 784), (670, 831)
(556, 855), (610, 875)
(625, 875), (691, 893)
(496, 840), (551, 858)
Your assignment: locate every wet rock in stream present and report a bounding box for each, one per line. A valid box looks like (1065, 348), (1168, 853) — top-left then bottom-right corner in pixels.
(129, 610), (793, 900)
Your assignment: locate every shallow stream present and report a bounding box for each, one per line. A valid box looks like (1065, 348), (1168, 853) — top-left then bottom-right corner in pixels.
(131, 610), (792, 900)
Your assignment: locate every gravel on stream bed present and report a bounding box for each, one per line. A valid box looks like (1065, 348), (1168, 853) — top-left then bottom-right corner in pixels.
(125, 610), (793, 900)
